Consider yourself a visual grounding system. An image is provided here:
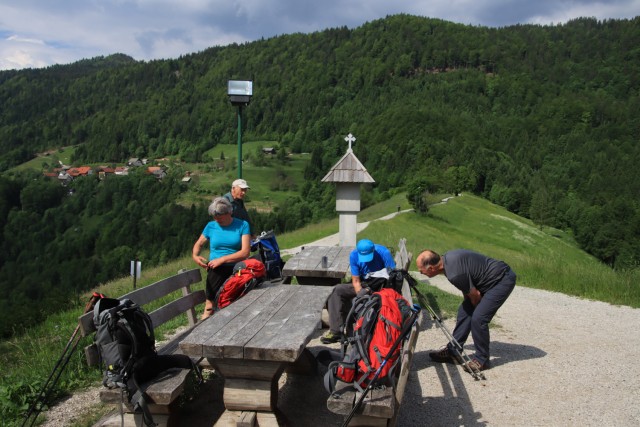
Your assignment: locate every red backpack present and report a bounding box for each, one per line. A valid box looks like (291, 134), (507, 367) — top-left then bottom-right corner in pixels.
(324, 288), (412, 394)
(214, 258), (266, 310)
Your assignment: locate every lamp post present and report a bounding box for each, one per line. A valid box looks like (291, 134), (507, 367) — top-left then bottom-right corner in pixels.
(227, 80), (253, 179)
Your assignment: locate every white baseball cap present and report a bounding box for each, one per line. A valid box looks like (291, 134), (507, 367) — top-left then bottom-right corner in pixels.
(232, 179), (250, 189)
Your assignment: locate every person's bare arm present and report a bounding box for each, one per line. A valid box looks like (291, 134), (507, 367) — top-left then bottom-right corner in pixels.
(192, 234), (209, 268)
(352, 275), (363, 293)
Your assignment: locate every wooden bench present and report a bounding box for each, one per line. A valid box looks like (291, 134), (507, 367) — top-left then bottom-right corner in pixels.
(326, 238), (421, 426)
(77, 268), (206, 427)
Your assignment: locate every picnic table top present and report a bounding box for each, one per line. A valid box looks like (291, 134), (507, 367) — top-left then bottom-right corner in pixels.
(179, 283), (333, 363)
(281, 245), (354, 279)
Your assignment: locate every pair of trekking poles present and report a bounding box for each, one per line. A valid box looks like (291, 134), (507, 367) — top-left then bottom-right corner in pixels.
(403, 272), (486, 381)
(21, 292), (104, 427)
(342, 273), (485, 427)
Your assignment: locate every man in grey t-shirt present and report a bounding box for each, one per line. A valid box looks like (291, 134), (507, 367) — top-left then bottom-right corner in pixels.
(416, 249), (516, 372)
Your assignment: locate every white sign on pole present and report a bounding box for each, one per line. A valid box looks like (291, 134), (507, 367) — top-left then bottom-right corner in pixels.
(130, 260), (141, 278)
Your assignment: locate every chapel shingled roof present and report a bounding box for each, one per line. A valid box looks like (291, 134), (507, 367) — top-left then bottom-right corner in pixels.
(321, 149), (375, 183)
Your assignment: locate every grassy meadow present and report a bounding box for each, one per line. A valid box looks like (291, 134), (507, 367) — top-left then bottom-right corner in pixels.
(9, 146), (77, 172)
(178, 141), (310, 209)
(1, 192), (638, 426)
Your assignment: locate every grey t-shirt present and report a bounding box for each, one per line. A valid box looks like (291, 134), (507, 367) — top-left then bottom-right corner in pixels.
(442, 249), (509, 294)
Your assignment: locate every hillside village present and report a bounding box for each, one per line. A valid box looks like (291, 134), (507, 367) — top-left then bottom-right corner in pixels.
(42, 157), (169, 185)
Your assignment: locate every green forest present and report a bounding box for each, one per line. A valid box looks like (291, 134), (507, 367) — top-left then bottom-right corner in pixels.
(1, 14), (639, 337)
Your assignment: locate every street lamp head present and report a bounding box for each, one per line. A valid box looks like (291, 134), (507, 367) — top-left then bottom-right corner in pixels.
(228, 80), (253, 106)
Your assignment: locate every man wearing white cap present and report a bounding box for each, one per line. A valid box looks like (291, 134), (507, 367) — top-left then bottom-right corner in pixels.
(223, 179), (253, 235)
(321, 239), (396, 344)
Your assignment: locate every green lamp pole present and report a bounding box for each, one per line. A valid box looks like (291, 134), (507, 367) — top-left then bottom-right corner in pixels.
(228, 80), (253, 179)
(236, 105), (243, 178)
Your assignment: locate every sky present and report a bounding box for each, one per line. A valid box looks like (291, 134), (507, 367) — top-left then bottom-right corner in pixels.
(1, 0), (639, 71)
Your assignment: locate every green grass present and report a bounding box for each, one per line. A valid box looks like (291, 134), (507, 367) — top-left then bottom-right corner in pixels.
(357, 194), (639, 307)
(2, 191), (639, 426)
(9, 146), (77, 172)
(178, 141), (310, 209)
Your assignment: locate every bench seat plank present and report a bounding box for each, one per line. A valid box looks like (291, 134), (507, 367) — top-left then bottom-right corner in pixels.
(327, 382), (395, 418)
(100, 368), (190, 406)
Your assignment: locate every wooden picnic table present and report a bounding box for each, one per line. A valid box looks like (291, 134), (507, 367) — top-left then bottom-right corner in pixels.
(281, 245), (354, 285)
(179, 283), (333, 426)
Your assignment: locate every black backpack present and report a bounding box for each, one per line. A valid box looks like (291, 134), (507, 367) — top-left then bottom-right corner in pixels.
(93, 298), (201, 426)
(361, 268), (406, 293)
(324, 288), (414, 395)
(94, 298), (156, 388)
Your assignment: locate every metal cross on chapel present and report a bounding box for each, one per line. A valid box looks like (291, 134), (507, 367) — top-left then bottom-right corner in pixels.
(344, 133), (356, 151)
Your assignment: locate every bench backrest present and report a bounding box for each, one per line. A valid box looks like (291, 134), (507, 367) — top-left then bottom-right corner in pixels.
(78, 268), (204, 365)
(394, 238), (413, 302)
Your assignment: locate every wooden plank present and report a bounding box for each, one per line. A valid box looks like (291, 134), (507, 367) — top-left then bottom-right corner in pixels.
(120, 268), (203, 307)
(347, 415), (388, 427)
(84, 343), (99, 366)
(78, 268), (202, 336)
(99, 368), (190, 405)
(210, 359), (285, 381)
(282, 246), (353, 279)
(214, 287), (293, 359)
(101, 413), (171, 427)
(214, 410), (242, 427)
(327, 383), (395, 418)
(238, 411), (257, 427)
(244, 286), (332, 362)
(224, 378), (277, 411)
(201, 287), (291, 359)
(179, 287), (272, 357)
(394, 323), (419, 406)
(148, 290), (205, 329)
(394, 238), (411, 270)
(256, 411), (281, 427)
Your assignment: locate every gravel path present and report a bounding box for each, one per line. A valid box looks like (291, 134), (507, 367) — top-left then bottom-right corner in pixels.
(398, 274), (640, 426)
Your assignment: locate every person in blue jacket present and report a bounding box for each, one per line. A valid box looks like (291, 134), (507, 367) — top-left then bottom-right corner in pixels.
(321, 239), (396, 344)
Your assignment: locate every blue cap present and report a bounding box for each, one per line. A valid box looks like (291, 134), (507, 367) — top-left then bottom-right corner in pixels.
(356, 239), (375, 263)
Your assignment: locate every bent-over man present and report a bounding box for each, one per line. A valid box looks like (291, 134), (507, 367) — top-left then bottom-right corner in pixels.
(416, 249), (516, 372)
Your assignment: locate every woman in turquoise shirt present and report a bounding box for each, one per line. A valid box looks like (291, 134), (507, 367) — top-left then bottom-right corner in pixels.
(192, 197), (250, 318)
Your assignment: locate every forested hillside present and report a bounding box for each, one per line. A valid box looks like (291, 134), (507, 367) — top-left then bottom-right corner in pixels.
(1, 15), (639, 335)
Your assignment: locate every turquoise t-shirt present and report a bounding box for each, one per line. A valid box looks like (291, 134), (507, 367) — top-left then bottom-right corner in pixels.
(202, 218), (250, 261)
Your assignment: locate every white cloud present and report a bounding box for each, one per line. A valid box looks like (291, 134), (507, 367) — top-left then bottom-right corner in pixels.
(0, 0), (639, 70)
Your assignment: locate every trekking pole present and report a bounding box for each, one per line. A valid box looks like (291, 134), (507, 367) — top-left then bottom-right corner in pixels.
(404, 274), (486, 381)
(21, 324), (82, 427)
(22, 293), (104, 427)
(341, 304), (420, 427)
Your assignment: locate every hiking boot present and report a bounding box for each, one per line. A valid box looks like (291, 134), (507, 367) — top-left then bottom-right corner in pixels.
(463, 358), (488, 373)
(321, 331), (341, 344)
(429, 346), (462, 364)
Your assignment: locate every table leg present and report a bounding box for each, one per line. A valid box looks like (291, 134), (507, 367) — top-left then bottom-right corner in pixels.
(209, 359), (286, 412)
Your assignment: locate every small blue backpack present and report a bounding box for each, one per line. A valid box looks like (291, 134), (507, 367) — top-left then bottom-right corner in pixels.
(251, 230), (284, 280)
